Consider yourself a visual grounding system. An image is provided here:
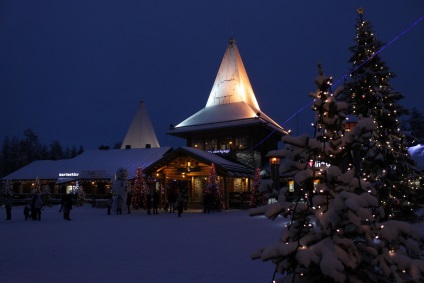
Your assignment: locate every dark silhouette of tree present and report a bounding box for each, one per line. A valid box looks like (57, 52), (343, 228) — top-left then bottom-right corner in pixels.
(49, 140), (64, 160)
(406, 107), (424, 144)
(0, 129), (85, 178)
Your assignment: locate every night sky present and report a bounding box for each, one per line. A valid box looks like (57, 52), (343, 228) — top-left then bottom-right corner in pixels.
(1, 1), (423, 150)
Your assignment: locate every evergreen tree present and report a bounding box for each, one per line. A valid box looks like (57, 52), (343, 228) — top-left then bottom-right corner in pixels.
(49, 140), (64, 160)
(341, 8), (421, 221)
(33, 176), (41, 193)
(132, 166), (146, 209)
(249, 167), (267, 208)
(407, 107), (424, 144)
(42, 185), (52, 207)
(20, 128), (42, 165)
(205, 163), (223, 210)
(75, 181), (85, 206)
(251, 65), (424, 282)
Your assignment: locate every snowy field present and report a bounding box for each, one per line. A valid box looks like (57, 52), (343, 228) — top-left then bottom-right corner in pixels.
(0, 205), (286, 283)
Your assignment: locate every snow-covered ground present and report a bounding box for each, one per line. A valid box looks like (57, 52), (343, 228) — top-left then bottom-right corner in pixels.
(0, 205), (286, 283)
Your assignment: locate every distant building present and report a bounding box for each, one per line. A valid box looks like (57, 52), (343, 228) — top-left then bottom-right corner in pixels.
(121, 100), (160, 149)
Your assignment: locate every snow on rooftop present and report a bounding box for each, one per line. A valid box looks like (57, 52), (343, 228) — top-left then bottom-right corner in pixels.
(170, 37), (288, 136)
(2, 147), (172, 181)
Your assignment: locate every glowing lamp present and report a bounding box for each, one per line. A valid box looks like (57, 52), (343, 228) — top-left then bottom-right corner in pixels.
(270, 157), (280, 165)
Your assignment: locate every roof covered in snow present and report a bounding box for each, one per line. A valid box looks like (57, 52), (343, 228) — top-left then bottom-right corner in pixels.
(121, 101), (160, 149)
(2, 147), (172, 181)
(145, 146), (255, 177)
(169, 102), (287, 134)
(169, 37), (288, 136)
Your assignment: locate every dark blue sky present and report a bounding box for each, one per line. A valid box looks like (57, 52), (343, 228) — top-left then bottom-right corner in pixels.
(1, 1), (423, 150)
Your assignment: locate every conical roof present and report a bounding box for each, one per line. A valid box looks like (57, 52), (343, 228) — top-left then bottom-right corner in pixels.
(206, 37), (259, 109)
(169, 37), (287, 136)
(121, 101), (160, 149)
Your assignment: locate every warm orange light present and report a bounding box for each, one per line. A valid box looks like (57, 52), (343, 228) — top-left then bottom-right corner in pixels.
(270, 157), (280, 165)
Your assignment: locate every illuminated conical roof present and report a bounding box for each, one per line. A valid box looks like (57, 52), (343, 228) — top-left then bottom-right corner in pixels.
(206, 37), (260, 110)
(170, 37), (287, 136)
(121, 101), (160, 149)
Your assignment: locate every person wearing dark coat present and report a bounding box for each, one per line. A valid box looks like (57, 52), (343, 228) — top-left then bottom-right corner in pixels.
(152, 190), (160, 214)
(31, 193), (43, 221)
(24, 201), (30, 220)
(146, 192), (152, 215)
(167, 187), (177, 213)
(60, 194), (73, 220)
(203, 190), (212, 214)
(107, 196), (113, 215)
(4, 193), (13, 220)
(116, 195), (123, 215)
(126, 191), (133, 214)
(176, 192), (185, 217)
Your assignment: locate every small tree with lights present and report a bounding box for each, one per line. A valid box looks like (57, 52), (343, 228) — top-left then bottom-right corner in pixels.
(340, 8), (422, 221)
(205, 163), (223, 211)
(33, 176), (41, 193)
(75, 181), (85, 206)
(132, 166), (147, 209)
(251, 65), (424, 282)
(249, 167), (267, 208)
(42, 185), (52, 207)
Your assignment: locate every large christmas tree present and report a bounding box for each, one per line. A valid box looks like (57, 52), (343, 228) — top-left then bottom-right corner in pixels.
(205, 163), (223, 211)
(251, 65), (424, 282)
(132, 166), (147, 209)
(340, 8), (421, 221)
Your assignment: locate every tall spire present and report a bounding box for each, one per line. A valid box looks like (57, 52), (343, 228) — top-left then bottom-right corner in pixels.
(206, 37), (260, 110)
(121, 101), (160, 149)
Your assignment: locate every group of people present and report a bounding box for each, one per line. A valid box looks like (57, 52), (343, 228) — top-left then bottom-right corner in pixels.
(146, 190), (160, 215)
(105, 188), (187, 217)
(4, 192), (44, 221)
(106, 190), (133, 215)
(3, 191), (74, 222)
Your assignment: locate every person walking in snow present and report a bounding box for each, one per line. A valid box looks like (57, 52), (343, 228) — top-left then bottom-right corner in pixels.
(116, 195), (123, 215)
(4, 191), (13, 220)
(23, 201), (30, 220)
(107, 196), (113, 215)
(203, 190), (212, 214)
(167, 187), (176, 213)
(126, 191), (133, 214)
(176, 191), (185, 217)
(146, 191), (152, 215)
(31, 192), (43, 221)
(152, 190), (159, 214)
(60, 193), (72, 221)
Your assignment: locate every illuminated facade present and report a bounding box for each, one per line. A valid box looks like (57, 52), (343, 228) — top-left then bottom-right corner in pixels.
(168, 37), (288, 169)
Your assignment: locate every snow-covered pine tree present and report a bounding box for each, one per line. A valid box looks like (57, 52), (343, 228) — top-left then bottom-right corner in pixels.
(250, 65), (424, 282)
(206, 163), (223, 211)
(132, 166), (146, 209)
(340, 8), (421, 221)
(250, 167), (267, 208)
